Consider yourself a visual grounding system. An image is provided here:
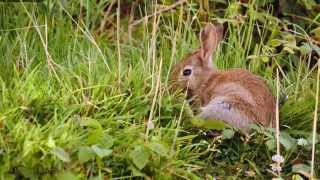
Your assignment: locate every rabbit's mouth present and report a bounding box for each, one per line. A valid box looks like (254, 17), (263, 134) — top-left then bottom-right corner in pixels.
(185, 88), (194, 99)
(169, 80), (193, 96)
(179, 87), (192, 97)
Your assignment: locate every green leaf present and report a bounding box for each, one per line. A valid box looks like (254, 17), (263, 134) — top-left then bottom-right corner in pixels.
(56, 171), (78, 180)
(91, 145), (112, 158)
(282, 33), (296, 45)
(268, 39), (283, 47)
(79, 118), (102, 129)
(310, 44), (320, 56)
(81, 0), (95, 11)
(89, 175), (104, 180)
(292, 174), (305, 180)
(78, 146), (95, 163)
(222, 129), (235, 139)
(3, 174), (15, 180)
(87, 130), (114, 148)
(87, 129), (104, 145)
(191, 117), (226, 130)
(176, 135), (198, 141)
(311, 27), (320, 38)
(203, 119), (226, 130)
(18, 167), (36, 179)
(190, 117), (205, 126)
(226, 2), (240, 18)
(299, 0), (317, 10)
(130, 165), (145, 177)
(249, 124), (262, 132)
(209, 0), (227, 4)
(280, 132), (296, 151)
(247, 55), (259, 60)
(307, 133), (319, 145)
(247, 55), (269, 63)
(292, 164), (311, 178)
(52, 147), (71, 163)
(261, 56), (269, 63)
(283, 46), (295, 54)
(42, 174), (56, 180)
(130, 145), (150, 170)
(255, 0), (274, 6)
(47, 136), (56, 148)
(188, 173), (202, 180)
(266, 139), (276, 150)
(101, 134), (114, 149)
(149, 142), (169, 157)
(299, 42), (313, 55)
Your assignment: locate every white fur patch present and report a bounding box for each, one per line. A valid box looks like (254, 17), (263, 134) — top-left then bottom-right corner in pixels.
(198, 96), (252, 130)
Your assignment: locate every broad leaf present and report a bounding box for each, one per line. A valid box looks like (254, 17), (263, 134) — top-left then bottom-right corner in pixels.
(292, 174), (305, 180)
(310, 44), (320, 56)
(268, 39), (283, 47)
(191, 117), (226, 130)
(130, 165), (145, 177)
(130, 145), (150, 170)
(299, 42), (313, 55)
(91, 145), (112, 158)
(87, 129), (114, 148)
(307, 133), (319, 145)
(280, 132), (296, 151)
(52, 147), (71, 163)
(283, 46), (295, 54)
(101, 134), (114, 149)
(222, 129), (235, 139)
(56, 171), (78, 180)
(78, 146), (95, 163)
(3, 174), (15, 180)
(292, 164), (311, 178)
(266, 139), (276, 150)
(149, 142), (169, 157)
(18, 167), (36, 179)
(79, 118), (102, 129)
(311, 27), (320, 39)
(87, 129), (104, 145)
(89, 175), (104, 180)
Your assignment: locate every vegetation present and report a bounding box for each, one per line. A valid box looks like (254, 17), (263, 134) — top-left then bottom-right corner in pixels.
(0, 0), (319, 179)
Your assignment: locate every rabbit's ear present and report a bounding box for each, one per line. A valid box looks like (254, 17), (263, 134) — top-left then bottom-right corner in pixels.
(199, 23), (224, 67)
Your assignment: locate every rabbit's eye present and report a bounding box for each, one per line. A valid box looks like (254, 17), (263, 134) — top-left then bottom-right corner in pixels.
(183, 69), (192, 76)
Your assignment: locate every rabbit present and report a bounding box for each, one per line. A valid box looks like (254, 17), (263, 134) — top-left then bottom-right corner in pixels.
(170, 23), (276, 132)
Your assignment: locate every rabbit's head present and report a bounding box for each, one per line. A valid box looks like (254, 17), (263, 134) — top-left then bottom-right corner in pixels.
(170, 23), (224, 96)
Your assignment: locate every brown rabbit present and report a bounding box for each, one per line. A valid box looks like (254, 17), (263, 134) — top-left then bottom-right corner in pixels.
(170, 23), (276, 131)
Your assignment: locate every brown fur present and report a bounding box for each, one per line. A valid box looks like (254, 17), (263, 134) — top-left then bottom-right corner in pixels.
(170, 23), (276, 130)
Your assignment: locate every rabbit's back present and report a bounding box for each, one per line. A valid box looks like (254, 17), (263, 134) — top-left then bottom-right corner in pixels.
(197, 69), (275, 127)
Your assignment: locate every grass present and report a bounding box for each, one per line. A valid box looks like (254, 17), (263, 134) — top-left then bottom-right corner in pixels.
(0, 1), (319, 179)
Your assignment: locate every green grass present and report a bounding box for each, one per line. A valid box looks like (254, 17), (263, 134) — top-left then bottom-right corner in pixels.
(0, 1), (319, 179)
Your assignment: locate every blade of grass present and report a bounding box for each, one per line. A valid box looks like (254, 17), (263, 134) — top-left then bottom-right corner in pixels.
(310, 59), (319, 178)
(276, 68), (281, 177)
(117, 0), (121, 86)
